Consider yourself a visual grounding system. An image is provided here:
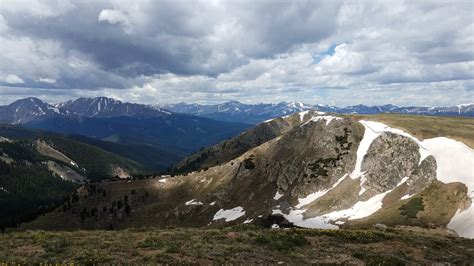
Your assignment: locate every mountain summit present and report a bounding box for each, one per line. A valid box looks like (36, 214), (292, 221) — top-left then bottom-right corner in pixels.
(58, 97), (171, 118)
(0, 97), (68, 124)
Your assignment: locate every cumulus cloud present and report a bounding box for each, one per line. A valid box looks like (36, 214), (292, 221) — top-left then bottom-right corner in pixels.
(0, 0), (472, 106)
(98, 9), (134, 33)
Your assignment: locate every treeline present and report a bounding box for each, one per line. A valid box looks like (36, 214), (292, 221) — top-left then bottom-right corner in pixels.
(62, 183), (150, 229)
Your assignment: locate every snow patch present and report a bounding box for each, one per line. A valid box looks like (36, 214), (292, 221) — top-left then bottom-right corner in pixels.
(301, 115), (341, 127)
(209, 201), (216, 206)
(400, 194), (413, 200)
(213, 207), (246, 222)
(279, 176), (410, 228)
(296, 174), (347, 208)
(272, 209), (337, 229)
(350, 121), (384, 180)
(185, 199), (203, 206)
(324, 177), (409, 221)
(263, 118), (276, 123)
(297, 110), (311, 121)
(273, 191), (284, 200)
(328, 191), (389, 220)
(243, 219), (253, 224)
(158, 178), (167, 183)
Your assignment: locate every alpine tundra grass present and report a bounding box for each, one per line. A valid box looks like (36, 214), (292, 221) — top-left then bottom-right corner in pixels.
(0, 226), (473, 264)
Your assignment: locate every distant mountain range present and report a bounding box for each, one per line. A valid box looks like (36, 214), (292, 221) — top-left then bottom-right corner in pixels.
(161, 101), (474, 124)
(0, 97), (250, 171)
(0, 97), (172, 125)
(1, 97), (472, 170)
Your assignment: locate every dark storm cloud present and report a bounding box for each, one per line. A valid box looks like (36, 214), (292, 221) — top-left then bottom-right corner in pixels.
(2, 1), (341, 79)
(2, 2), (187, 77)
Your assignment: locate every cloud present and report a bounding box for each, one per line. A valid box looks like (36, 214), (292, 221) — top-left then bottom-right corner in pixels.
(0, 0), (75, 18)
(38, 77), (56, 84)
(0, 73), (24, 84)
(98, 9), (134, 34)
(0, 0), (472, 106)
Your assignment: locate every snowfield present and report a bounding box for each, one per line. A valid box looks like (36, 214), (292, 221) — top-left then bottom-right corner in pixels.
(421, 137), (474, 238)
(279, 176), (411, 228)
(295, 174), (347, 208)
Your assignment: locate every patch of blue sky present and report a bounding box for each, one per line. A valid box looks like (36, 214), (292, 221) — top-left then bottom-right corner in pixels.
(312, 44), (338, 63)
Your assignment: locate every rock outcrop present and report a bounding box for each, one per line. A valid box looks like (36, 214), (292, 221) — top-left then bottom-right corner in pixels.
(361, 132), (436, 194)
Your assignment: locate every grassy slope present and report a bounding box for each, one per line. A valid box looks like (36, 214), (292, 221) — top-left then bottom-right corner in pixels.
(347, 113), (474, 148)
(0, 227), (473, 264)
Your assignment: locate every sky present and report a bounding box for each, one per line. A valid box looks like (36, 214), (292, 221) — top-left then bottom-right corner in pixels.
(0, 0), (473, 106)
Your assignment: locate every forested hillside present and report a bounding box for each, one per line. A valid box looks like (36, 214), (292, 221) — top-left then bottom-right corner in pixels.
(0, 125), (148, 229)
(0, 140), (76, 229)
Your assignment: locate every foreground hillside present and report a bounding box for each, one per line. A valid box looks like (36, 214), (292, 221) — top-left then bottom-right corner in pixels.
(1, 227), (473, 264)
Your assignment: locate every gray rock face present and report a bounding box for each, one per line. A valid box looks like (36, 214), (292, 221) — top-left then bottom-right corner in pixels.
(361, 132), (437, 193)
(259, 117), (364, 197)
(406, 155), (437, 195)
